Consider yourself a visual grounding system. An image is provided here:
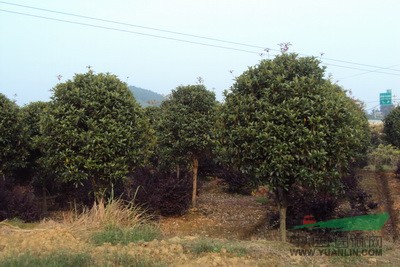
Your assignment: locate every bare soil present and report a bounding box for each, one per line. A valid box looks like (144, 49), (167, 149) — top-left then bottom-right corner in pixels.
(160, 178), (275, 240)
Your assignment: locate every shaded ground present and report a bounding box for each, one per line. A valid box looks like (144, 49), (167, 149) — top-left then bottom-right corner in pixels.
(359, 170), (400, 241)
(160, 178), (275, 240)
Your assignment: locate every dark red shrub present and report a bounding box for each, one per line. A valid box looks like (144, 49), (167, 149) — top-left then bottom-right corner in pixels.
(0, 180), (41, 222)
(124, 167), (192, 216)
(219, 168), (253, 195)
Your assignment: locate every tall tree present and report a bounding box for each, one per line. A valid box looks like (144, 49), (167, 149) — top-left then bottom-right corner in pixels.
(218, 53), (370, 242)
(0, 93), (27, 181)
(383, 106), (400, 148)
(20, 101), (49, 177)
(158, 85), (216, 207)
(39, 71), (154, 198)
(20, 101), (51, 212)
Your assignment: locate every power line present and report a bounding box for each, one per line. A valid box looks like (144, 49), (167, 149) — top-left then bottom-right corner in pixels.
(321, 57), (400, 73)
(365, 104), (381, 111)
(339, 64), (400, 80)
(0, 9), (260, 55)
(0, 1), (273, 51)
(1, 6), (400, 78)
(323, 63), (400, 77)
(1, 0), (400, 74)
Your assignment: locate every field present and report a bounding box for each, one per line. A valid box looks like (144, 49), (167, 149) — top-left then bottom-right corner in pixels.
(1, 171), (400, 266)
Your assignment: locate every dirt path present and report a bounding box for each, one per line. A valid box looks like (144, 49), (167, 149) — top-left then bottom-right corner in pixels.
(160, 179), (275, 240)
(373, 172), (400, 241)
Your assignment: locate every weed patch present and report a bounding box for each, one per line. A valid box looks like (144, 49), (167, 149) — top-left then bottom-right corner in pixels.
(255, 196), (268, 205)
(183, 239), (248, 256)
(91, 224), (161, 245)
(0, 251), (91, 267)
(62, 198), (149, 231)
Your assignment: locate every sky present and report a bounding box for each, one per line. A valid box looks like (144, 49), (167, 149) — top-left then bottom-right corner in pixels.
(1, 0), (399, 112)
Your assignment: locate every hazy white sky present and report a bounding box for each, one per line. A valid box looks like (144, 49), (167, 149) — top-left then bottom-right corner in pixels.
(1, 0), (399, 111)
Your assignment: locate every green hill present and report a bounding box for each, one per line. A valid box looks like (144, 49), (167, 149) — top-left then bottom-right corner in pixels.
(129, 86), (165, 107)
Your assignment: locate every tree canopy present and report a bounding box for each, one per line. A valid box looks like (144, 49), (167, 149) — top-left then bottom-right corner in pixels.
(19, 101), (50, 183)
(0, 93), (27, 180)
(383, 106), (400, 148)
(38, 71), (154, 196)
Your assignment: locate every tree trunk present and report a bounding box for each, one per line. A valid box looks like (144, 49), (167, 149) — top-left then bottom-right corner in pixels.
(192, 158), (199, 208)
(176, 164), (180, 180)
(276, 187), (288, 242)
(42, 186), (48, 215)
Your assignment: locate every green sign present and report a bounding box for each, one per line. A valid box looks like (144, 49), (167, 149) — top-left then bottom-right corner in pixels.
(380, 90), (392, 106)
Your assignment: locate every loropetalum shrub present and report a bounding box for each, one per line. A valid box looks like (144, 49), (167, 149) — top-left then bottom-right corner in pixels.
(285, 186), (339, 228)
(219, 167), (253, 195)
(125, 167), (192, 216)
(0, 180), (41, 222)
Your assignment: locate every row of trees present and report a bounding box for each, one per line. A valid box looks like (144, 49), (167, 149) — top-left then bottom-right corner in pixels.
(1, 53), (370, 241)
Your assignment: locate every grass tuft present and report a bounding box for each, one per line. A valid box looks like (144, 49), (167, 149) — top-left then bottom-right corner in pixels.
(0, 251), (91, 267)
(190, 239), (223, 254)
(91, 224), (161, 245)
(62, 198), (149, 231)
(184, 238), (248, 256)
(255, 196), (269, 205)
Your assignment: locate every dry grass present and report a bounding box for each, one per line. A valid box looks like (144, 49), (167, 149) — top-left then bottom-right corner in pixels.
(60, 198), (149, 232)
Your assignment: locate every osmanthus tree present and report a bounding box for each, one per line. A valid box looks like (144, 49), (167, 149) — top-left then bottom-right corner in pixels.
(383, 106), (400, 148)
(158, 85), (216, 207)
(39, 71), (154, 198)
(20, 101), (52, 211)
(20, 101), (49, 175)
(0, 93), (27, 180)
(217, 53), (370, 242)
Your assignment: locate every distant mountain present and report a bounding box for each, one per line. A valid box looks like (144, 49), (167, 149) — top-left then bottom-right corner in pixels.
(129, 86), (165, 107)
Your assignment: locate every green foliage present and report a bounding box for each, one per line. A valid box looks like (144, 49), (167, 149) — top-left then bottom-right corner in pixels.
(383, 106), (400, 148)
(218, 53), (370, 193)
(189, 239), (223, 254)
(91, 224), (160, 245)
(157, 84), (216, 168)
(143, 106), (162, 165)
(144, 106), (162, 126)
(370, 123), (384, 147)
(0, 93), (27, 179)
(184, 239), (248, 256)
(20, 101), (49, 144)
(368, 144), (400, 170)
(38, 71), (154, 196)
(255, 196), (269, 205)
(0, 251), (92, 267)
(20, 101), (50, 182)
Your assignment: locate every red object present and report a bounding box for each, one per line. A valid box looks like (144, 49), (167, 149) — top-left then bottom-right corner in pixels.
(303, 215), (317, 225)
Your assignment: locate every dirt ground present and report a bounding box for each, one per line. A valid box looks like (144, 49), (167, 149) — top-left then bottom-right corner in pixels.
(160, 178), (274, 240)
(1, 173), (400, 266)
